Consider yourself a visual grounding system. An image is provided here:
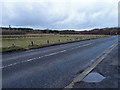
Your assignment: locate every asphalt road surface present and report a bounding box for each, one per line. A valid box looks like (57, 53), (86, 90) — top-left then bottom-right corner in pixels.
(2, 36), (118, 88)
(73, 42), (119, 88)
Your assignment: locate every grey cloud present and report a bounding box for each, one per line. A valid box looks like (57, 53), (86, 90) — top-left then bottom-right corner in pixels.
(1, 0), (118, 30)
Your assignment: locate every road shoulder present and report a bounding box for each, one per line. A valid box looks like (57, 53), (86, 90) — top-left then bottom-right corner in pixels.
(73, 46), (119, 88)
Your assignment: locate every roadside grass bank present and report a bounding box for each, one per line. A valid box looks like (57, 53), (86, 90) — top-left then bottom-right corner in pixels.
(1, 34), (110, 53)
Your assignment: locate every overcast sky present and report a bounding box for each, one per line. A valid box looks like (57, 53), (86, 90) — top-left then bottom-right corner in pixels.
(1, 0), (118, 30)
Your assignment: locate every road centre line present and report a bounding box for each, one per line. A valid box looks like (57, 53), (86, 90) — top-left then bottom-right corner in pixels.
(71, 43), (92, 49)
(4, 42), (93, 61)
(1, 43), (92, 69)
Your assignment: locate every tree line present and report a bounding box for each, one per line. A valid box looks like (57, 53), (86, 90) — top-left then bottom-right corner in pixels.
(1, 27), (119, 35)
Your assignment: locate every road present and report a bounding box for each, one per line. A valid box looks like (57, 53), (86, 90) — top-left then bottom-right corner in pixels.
(2, 36), (118, 88)
(73, 42), (119, 88)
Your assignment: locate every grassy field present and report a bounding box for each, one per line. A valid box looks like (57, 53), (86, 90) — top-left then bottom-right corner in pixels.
(1, 34), (110, 52)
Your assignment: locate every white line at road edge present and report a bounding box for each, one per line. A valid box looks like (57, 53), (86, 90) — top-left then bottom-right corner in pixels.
(64, 43), (118, 89)
(1, 43), (92, 69)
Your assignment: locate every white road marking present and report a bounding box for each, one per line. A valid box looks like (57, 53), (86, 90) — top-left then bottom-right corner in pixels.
(25, 50), (33, 52)
(45, 53), (56, 57)
(82, 43), (92, 47)
(71, 48), (75, 49)
(68, 42), (90, 51)
(60, 50), (66, 52)
(71, 43), (92, 50)
(2, 43), (92, 69)
(64, 43), (118, 89)
(4, 42), (93, 61)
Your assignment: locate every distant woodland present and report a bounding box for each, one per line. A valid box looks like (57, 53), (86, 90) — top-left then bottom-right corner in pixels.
(1, 26), (119, 35)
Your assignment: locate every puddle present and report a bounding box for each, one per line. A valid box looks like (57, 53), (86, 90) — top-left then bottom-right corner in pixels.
(82, 72), (105, 83)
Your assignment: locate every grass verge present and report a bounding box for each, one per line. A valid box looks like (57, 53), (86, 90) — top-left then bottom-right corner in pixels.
(2, 35), (110, 53)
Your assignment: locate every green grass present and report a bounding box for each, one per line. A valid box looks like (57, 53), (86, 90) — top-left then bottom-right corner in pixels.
(1, 34), (110, 52)
(2, 46), (24, 52)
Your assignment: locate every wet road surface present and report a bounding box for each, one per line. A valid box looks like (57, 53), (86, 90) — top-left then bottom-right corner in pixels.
(2, 36), (118, 88)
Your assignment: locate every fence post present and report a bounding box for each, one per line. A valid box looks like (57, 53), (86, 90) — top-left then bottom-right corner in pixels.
(47, 40), (49, 44)
(31, 41), (34, 46)
(58, 39), (60, 42)
(75, 37), (78, 41)
(12, 43), (15, 47)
